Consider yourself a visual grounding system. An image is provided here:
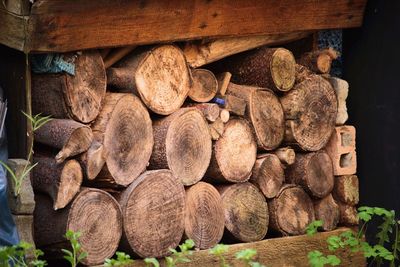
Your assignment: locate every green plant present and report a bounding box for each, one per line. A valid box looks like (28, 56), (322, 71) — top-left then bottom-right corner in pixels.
(0, 241), (47, 267)
(62, 230), (87, 267)
(143, 257), (160, 267)
(104, 252), (134, 266)
(307, 250), (340, 267)
(164, 239), (195, 267)
(306, 220), (324, 236)
(235, 248), (265, 267)
(209, 244), (230, 267)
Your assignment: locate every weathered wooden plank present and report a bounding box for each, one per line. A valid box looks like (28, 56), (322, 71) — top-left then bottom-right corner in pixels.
(23, 0), (366, 53)
(0, 6), (27, 51)
(3, 0), (31, 15)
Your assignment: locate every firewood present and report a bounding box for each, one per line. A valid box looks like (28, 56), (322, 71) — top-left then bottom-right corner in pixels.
(218, 183), (268, 242)
(206, 118), (257, 183)
(219, 109), (230, 123)
(338, 202), (359, 226)
(328, 77), (349, 125)
(78, 139), (107, 180)
(34, 119), (93, 164)
(107, 45), (191, 115)
(333, 175), (359, 205)
(314, 194), (340, 231)
(208, 118), (225, 141)
(280, 74), (337, 151)
(32, 153), (82, 210)
(268, 184), (315, 236)
(273, 147), (296, 165)
(298, 48), (339, 74)
(104, 46), (136, 68)
(295, 64), (313, 84)
(186, 103), (220, 122)
(91, 93), (153, 187)
(118, 170), (185, 258)
(222, 94), (247, 116)
(184, 182), (224, 249)
(216, 72), (232, 96)
(188, 69), (218, 103)
(227, 83), (285, 150)
(149, 108), (211, 186)
(286, 151), (334, 199)
(250, 154), (284, 199)
(33, 189), (122, 266)
(32, 50), (106, 123)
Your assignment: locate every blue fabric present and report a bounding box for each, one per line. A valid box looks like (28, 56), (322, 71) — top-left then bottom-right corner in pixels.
(31, 53), (75, 75)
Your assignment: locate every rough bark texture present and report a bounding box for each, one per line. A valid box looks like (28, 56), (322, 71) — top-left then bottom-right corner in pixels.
(186, 103), (220, 122)
(268, 184), (315, 236)
(118, 170), (185, 258)
(218, 183), (268, 242)
(273, 147), (296, 165)
(149, 108), (211, 186)
(206, 118), (257, 183)
(107, 45), (191, 115)
(188, 69), (218, 102)
(184, 182), (224, 249)
(298, 48), (339, 74)
(338, 202), (359, 226)
(32, 50), (106, 123)
(314, 194), (340, 231)
(333, 175), (359, 205)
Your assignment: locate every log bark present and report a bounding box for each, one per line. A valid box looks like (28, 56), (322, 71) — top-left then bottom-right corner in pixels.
(118, 170), (185, 258)
(295, 64), (313, 84)
(218, 182), (268, 242)
(338, 202), (359, 226)
(91, 93), (153, 187)
(206, 118), (256, 183)
(226, 83), (285, 150)
(286, 151), (334, 199)
(32, 153), (82, 210)
(33, 189), (122, 266)
(314, 194), (340, 231)
(223, 94), (247, 116)
(216, 72), (232, 96)
(186, 103), (220, 122)
(273, 147), (296, 165)
(298, 48), (339, 74)
(149, 108), (211, 186)
(188, 69), (218, 103)
(107, 45), (191, 115)
(333, 175), (359, 206)
(280, 74), (338, 151)
(250, 154), (284, 199)
(34, 119), (93, 164)
(32, 50), (106, 123)
(184, 182), (224, 250)
(268, 184), (315, 236)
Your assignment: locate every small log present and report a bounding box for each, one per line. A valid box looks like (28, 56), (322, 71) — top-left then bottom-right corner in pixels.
(298, 48), (339, 74)
(314, 194), (340, 231)
(104, 46), (136, 68)
(209, 118), (225, 141)
(78, 139), (107, 180)
(220, 109), (230, 123)
(250, 154), (284, 199)
(32, 153), (82, 210)
(280, 75), (337, 151)
(329, 77), (349, 125)
(227, 83), (285, 150)
(107, 45), (190, 115)
(91, 93), (153, 187)
(216, 72), (232, 96)
(34, 189), (122, 266)
(223, 94), (247, 116)
(118, 170), (185, 258)
(286, 151), (334, 199)
(338, 202), (359, 226)
(268, 184), (315, 236)
(32, 50), (106, 123)
(206, 118), (257, 183)
(333, 175), (359, 205)
(34, 119), (93, 164)
(218, 182), (268, 242)
(186, 103), (220, 122)
(149, 108), (211, 186)
(184, 182), (224, 249)
(188, 69), (218, 103)
(273, 147), (296, 165)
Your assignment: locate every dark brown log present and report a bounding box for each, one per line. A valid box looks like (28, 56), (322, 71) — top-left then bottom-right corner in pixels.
(338, 202), (359, 226)
(218, 182), (268, 242)
(286, 151), (334, 199)
(298, 48), (339, 74)
(149, 108), (211, 186)
(220, 109), (230, 123)
(314, 194), (340, 231)
(333, 175), (359, 206)
(216, 72), (232, 96)
(250, 154), (284, 199)
(223, 94), (247, 116)
(184, 182), (224, 249)
(78, 138), (107, 180)
(32, 153), (82, 210)
(186, 103), (220, 122)
(32, 50), (106, 123)
(206, 118), (256, 183)
(188, 69), (218, 103)
(34, 119), (93, 164)
(280, 74), (337, 151)
(118, 170), (185, 258)
(209, 118), (225, 141)
(91, 93), (153, 187)
(273, 147), (296, 165)
(226, 83), (285, 150)
(268, 184), (315, 236)
(107, 45), (191, 115)
(33, 189), (122, 266)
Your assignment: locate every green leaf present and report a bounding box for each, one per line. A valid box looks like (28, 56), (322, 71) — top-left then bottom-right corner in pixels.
(144, 257), (160, 267)
(209, 244), (229, 256)
(235, 249), (257, 261)
(327, 236), (341, 251)
(306, 220), (324, 236)
(326, 255), (341, 266)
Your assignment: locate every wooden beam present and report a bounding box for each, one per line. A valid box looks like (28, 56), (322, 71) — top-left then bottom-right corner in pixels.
(0, 5), (27, 51)
(3, 0), (31, 15)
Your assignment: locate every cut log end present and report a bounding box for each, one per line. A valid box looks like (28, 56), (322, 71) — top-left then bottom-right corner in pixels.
(79, 141), (106, 180)
(273, 147), (296, 165)
(314, 194), (340, 231)
(270, 48), (296, 91)
(333, 175), (359, 205)
(220, 109), (230, 123)
(54, 160), (83, 210)
(188, 69), (218, 103)
(55, 126), (93, 164)
(187, 103), (220, 122)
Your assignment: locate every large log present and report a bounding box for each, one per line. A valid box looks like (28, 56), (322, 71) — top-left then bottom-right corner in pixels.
(298, 48), (339, 74)
(33, 189), (122, 266)
(226, 83), (285, 150)
(268, 184), (315, 236)
(188, 69), (218, 103)
(107, 45), (190, 115)
(218, 182), (268, 242)
(118, 170), (185, 258)
(314, 194), (340, 231)
(149, 108), (211, 186)
(184, 182), (224, 250)
(34, 119), (93, 164)
(91, 93), (153, 187)
(32, 50), (106, 123)
(206, 118), (257, 183)
(286, 151), (334, 199)
(280, 74), (338, 151)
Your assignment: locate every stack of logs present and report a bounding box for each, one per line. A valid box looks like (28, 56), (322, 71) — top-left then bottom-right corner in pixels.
(29, 35), (359, 265)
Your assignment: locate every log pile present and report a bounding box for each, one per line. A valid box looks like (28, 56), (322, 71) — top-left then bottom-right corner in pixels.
(29, 34), (360, 264)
